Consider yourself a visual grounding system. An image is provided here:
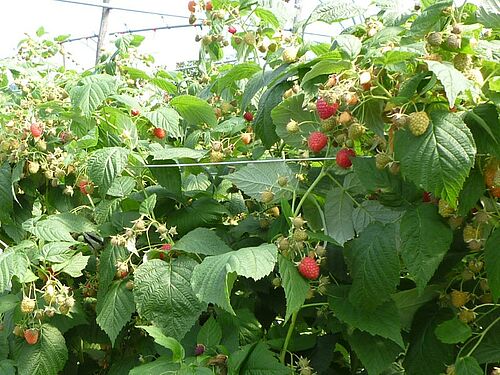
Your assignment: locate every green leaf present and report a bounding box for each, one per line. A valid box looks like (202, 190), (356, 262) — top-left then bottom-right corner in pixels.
(476, 0), (500, 29)
(485, 229), (500, 302)
(400, 205), (452, 291)
(278, 255), (309, 322)
(347, 223), (399, 309)
(464, 104), (500, 159)
(173, 228), (232, 255)
(457, 169), (485, 216)
(51, 252), (89, 277)
(227, 342), (289, 375)
(228, 162), (298, 203)
(0, 162), (13, 222)
(0, 249), (30, 292)
(394, 111), (476, 205)
(308, 0), (367, 24)
(271, 94), (318, 148)
(191, 244), (278, 314)
(134, 258), (205, 340)
(96, 280), (135, 346)
(255, 83), (285, 148)
(255, 7), (280, 28)
(99, 244), (128, 298)
(324, 187), (355, 246)
(403, 306), (455, 375)
(0, 360), (15, 375)
(214, 62), (261, 94)
(470, 316), (500, 364)
(139, 194), (157, 217)
(106, 176), (136, 197)
(328, 286), (404, 347)
(40, 242), (74, 263)
(88, 147), (129, 195)
(70, 74), (118, 116)
(426, 61), (472, 108)
(301, 59), (350, 85)
(454, 357), (483, 375)
(143, 107), (182, 138)
(352, 200), (402, 235)
(213, 117), (246, 134)
(197, 316), (222, 349)
(0, 294), (19, 314)
(391, 286), (440, 331)
(409, 1), (453, 36)
(348, 331), (402, 375)
(170, 95), (217, 127)
(12, 324), (68, 375)
(149, 160), (182, 201)
(149, 144), (207, 161)
(168, 198), (228, 234)
(129, 358), (180, 375)
(241, 67), (287, 110)
(435, 318), (472, 344)
(138, 326), (185, 363)
(150, 77), (177, 94)
(333, 34), (362, 59)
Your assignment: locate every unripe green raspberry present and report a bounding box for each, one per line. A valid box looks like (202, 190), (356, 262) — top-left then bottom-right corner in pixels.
(292, 229), (308, 242)
(260, 190), (274, 204)
(453, 53), (472, 72)
(438, 199), (455, 218)
(375, 153), (392, 170)
(408, 112), (430, 136)
(427, 32), (443, 46)
(348, 123), (366, 140)
(447, 34), (461, 49)
(286, 120), (299, 133)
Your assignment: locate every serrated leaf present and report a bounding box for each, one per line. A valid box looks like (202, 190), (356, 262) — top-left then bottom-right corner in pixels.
(227, 342), (289, 375)
(435, 318), (472, 344)
(0, 360), (15, 375)
(409, 1), (453, 36)
(391, 286), (440, 330)
(99, 245), (128, 298)
(138, 325), (184, 363)
(333, 34), (362, 59)
(149, 143), (207, 161)
(324, 187), (355, 246)
(0, 162), (13, 223)
(129, 358), (180, 375)
(329, 286), (403, 347)
(96, 280), (135, 346)
(301, 59), (350, 85)
(228, 162), (298, 203)
(352, 200), (403, 235)
(0, 249), (30, 292)
(51, 252), (89, 277)
(12, 324), (68, 375)
(455, 357), (483, 375)
(0, 294), (19, 314)
(88, 147), (129, 195)
(426, 61), (472, 108)
(476, 0), (500, 29)
(271, 94), (318, 148)
(394, 111), (476, 205)
(106, 176), (135, 197)
(347, 223), (399, 309)
(170, 95), (216, 127)
(255, 7), (280, 28)
(168, 197), (228, 234)
(485, 229), (500, 302)
(255, 83), (285, 148)
(403, 306), (455, 375)
(70, 74), (118, 116)
(139, 194), (157, 217)
(134, 258), (205, 340)
(95, 198), (122, 225)
(191, 244), (278, 314)
(348, 331), (402, 375)
(400, 205), (452, 291)
(150, 77), (177, 94)
(40, 242), (75, 263)
(197, 316), (222, 349)
(173, 228), (232, 255)
(143, 107), (182, 138)
(214, 62), (261, 94)
(309, 0), (367, 24)
(278, 255), (309, 322)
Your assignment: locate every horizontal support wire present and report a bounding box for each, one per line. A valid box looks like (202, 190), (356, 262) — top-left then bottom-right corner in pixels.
(144, 156), (337, 168)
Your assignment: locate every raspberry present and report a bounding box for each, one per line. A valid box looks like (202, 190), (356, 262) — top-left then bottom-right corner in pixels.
(30, 123), (43, 138)
(422, 191), (432, 203)
(28, 161), (40, 174)
(316, 98), (339, 120)
(452, 24), (463, 34)
(458, 309), (476, 323)
(450, 290), (470, 308)
(282, 47), (298, 63)
(20, 297), (36, 314)
(188, 0), (196, 12)
(336, 148), (356, 169)
(240, 133), (252, 145)
(408, 112), (430, 136)
(292, 229), (308, 242)
(438, 199), (455, 217)
(292, 216), (306, 228)
(243, 112), (254, 122)
(228, 26), (237, 34)
(298, 257), (320, 280)
(260, 190), (274, 204)
(307, 131), (328, 153)
(468, 259), (483, 273)
(194, 344), (205, 356)
(243, 32), (256, 46)
(24, 328), (39, 345)
(209, 150), (224, 162)
(277, 176), (288, 187)
(278, 237), (290, 251)
(286, 120), (299, 133)
(462, 224), (478, 243)
(348, 123), (366, 140)
(321, 117), (336, 132)
(272, 277), (281, 288)
(484, 160), (500, 198)
(447, 34), (461, 49)
(453, 53), (472, 72)
(375, 153), (392, 170)
(78, 180), (94, 195)
(131, 108), (140, 116)
(427, 32), (443, 46)
(153, 127), (166, 139)
(205, 1), (212, 11)
(161, 243), (172, 251)
(338, 111), (352, 125)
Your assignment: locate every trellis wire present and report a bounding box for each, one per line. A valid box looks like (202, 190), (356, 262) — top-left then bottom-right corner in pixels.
(144, 156), (337, 168)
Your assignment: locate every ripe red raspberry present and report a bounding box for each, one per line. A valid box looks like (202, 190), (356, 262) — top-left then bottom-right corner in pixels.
(30, 123), (43, 138)
(307, 131), (328, 153)
(188, 1), (196, 12)
(131, 108), (140, 116)
(78, 180), (94, 195)
(24, 328), (39, 345)
(422, 191), (432, 203)
(298, 257), (320, 280)
(153, 127), (166, 139)
(161, 243), (172, 251)
(228, 26), (237, 34)
(336, 148), (356, 169)
(194, 344), (205, 356)
(316, 98), (338, 120)
(244, 112), (254, 122)
(205, 1), (213, 11)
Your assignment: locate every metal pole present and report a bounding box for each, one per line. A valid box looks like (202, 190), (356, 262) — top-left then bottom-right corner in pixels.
(95, 0), (111, 65)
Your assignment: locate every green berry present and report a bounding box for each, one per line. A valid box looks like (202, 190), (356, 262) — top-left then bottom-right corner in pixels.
(408, 112), (430, 136)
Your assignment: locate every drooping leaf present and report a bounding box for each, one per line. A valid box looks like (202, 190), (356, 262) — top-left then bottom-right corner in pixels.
(352, 200), (402, 235)
(254, 83), (285, 148)
(173, 228), (232, 255)
(278, 255), (310, 322)
(426, 61), (472, 108)
(129, 358), (180, 375)
(0, 162), (13, 223)
(137, 325), (185, 363)
(394, 110), (476, 205)
(391, 286), (440, 330)
(464, 104), (500, 159)
(106, 176), (136, 198)
(168, 198), (228, 234)
(409, 1), (453, 37)
(191, 244), (278, 314)
(170, 95), (217, 127)
(308, 0), (367, 24)
(227, 342), (289, 375)
(470, 315), (500, 364)
(134, 258), (204, 340)
(51, 252), (89, 277)
(332, 34), (362, 59)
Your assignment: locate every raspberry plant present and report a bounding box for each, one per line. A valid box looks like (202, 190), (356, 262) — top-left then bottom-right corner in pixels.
(0, 1), (499, 374)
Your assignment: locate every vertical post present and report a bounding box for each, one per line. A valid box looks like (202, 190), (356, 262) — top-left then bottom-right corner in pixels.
(95, 0), (111, 65)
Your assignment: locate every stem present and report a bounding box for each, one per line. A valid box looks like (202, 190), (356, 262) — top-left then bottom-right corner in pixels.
(280, 310), (298, 363)
(326, 174), (361, 208)
(463, 315), (500, 357)
(293, 170), (326, 216)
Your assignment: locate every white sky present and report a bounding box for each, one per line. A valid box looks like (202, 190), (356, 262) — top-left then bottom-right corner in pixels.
(0, 0), (363, 70)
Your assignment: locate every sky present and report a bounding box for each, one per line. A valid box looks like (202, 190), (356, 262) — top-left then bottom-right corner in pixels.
(0, 0), (361, 70)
